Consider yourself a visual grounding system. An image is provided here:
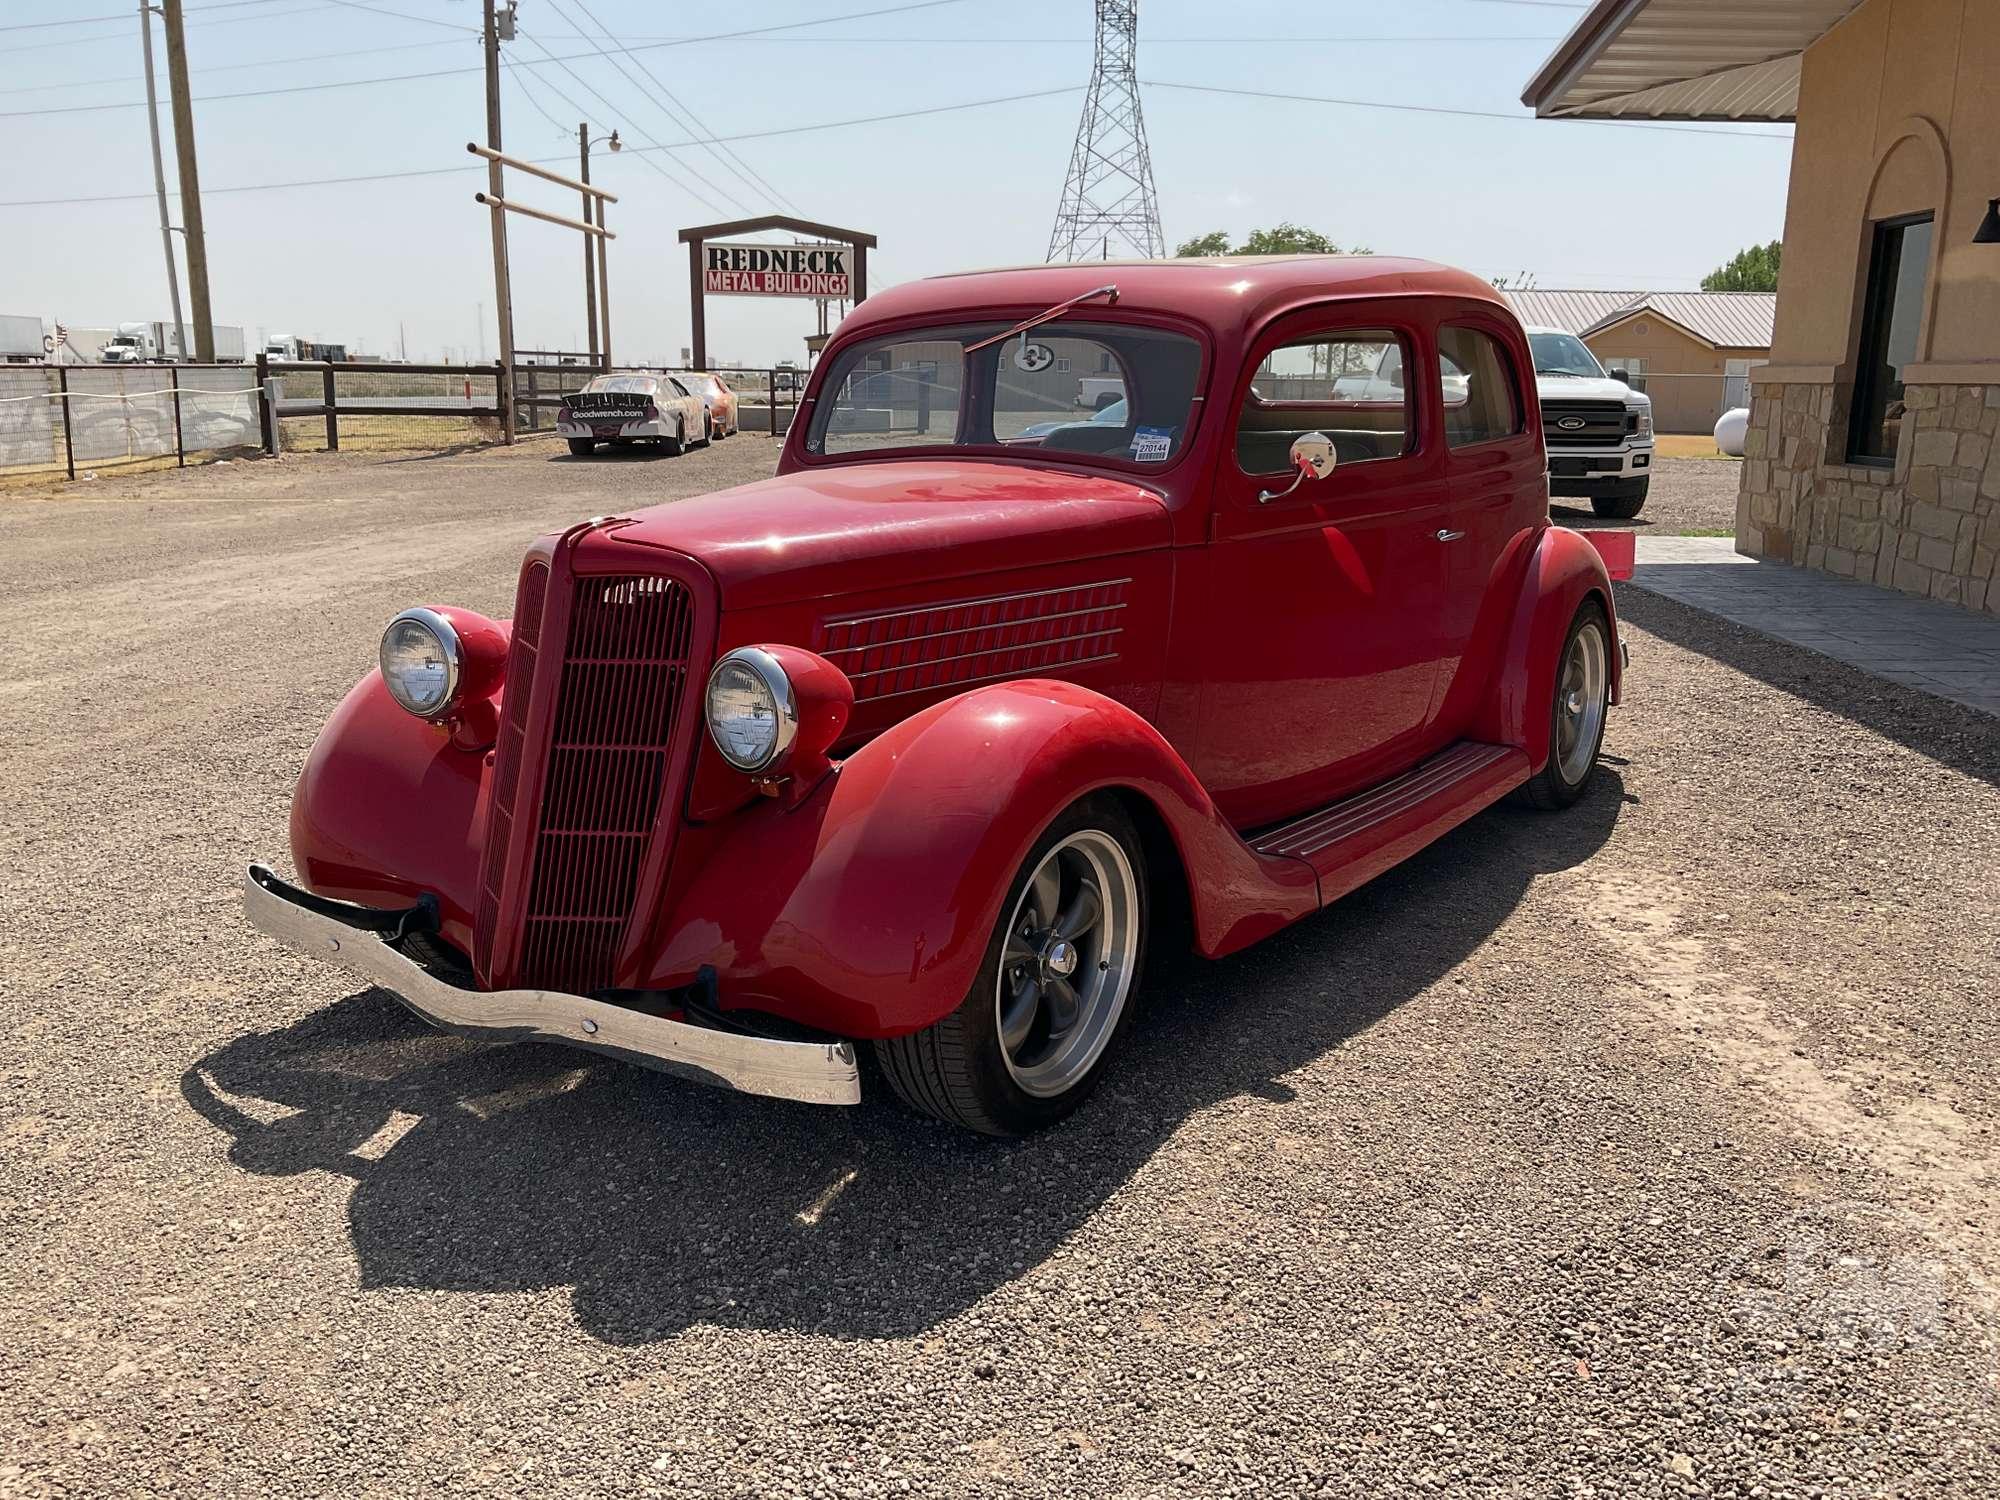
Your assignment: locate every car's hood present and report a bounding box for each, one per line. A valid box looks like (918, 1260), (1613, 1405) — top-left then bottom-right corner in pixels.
(1536, 373), (1647, 405)
(607, 459), (1172, 610)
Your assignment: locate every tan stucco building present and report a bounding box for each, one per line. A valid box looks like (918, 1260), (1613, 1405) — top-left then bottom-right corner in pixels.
(1506, 289), (1776, 434)
(1526, 0), (2000, 615)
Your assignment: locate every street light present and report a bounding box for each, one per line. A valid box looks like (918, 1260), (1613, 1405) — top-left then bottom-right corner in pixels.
(579, 128), (620, 368)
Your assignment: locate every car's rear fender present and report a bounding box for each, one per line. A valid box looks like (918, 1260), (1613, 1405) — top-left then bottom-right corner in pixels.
(1471, 524), (1621, 771)
(642, 679), (1320, 1039)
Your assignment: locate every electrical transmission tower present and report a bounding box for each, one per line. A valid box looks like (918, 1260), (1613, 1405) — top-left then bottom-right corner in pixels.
(1047, 0), (1164, 262)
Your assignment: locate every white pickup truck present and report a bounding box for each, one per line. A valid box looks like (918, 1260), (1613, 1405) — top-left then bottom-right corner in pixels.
(1330, 328), (1655, 519)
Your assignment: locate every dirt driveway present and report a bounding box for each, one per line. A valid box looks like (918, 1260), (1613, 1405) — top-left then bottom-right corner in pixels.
(2, 439), (1997, 1497)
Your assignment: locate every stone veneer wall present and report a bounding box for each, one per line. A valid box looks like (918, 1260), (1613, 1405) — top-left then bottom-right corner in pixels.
(1736, 379), (2000, 615)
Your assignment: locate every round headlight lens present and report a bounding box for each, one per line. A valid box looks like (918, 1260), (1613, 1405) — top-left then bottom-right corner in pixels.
(379, 608), (462, 718)
(705, 647), (797, 772)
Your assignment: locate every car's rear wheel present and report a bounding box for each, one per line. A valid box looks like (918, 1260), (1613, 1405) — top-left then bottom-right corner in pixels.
(660, 423), (684, 456)
(565, 438), (593, 457)
(1517, 598), (1611, 810)
(874, 795), (1147, 1136)
(1590, 478), (1648, 519)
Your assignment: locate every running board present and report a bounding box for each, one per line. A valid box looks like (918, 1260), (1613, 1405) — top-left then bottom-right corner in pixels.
(1249, 740), (1530, 905)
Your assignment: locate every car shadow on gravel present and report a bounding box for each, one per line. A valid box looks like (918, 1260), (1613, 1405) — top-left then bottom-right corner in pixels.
(184, 777), (1624, 1346)
(1615, 584), (2000, 788)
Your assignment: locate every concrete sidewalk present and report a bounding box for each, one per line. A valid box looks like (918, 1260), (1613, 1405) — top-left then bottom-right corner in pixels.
(1629, 536), (2000, 717)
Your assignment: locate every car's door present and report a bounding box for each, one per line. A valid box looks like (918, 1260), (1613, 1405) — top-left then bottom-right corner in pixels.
(1427, 317), (1544, 729)
(1194, 308), (1452, 829)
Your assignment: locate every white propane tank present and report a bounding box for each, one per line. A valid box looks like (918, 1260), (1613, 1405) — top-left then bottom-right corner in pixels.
(1715, 407), (1750, 457)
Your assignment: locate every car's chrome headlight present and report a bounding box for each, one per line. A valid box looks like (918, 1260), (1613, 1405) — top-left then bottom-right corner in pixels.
(380, 607), (462, 718)
(1630, 401), (1654, 439)
(705, 647), (798, 773)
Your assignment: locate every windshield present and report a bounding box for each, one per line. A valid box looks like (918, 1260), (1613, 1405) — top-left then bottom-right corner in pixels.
(805, 320), (1203, 468)
(1528, 332), (1604, 378)
(584, 375), (659, 394)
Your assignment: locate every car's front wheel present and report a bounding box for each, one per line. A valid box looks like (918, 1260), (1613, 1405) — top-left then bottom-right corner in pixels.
(874, 796), (1147, 1136)
(1517, 598), (1612, 810)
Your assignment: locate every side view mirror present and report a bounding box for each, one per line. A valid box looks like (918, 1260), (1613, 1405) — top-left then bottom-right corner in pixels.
(1608, 367), (1630, 385)
(1258, 432), (1338, 503)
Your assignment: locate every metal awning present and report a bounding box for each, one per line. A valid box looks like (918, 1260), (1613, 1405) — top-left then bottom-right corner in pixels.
(1522, 0), (1865, 122)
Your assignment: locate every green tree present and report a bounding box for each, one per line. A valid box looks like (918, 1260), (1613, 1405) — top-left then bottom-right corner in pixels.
(1701, 240), (1782, 292)
(1173, 223), (1370, 257)
(1172, 229), (1232, 257)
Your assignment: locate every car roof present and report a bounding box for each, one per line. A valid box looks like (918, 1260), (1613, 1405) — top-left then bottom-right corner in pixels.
(837, 256), (1510, 346)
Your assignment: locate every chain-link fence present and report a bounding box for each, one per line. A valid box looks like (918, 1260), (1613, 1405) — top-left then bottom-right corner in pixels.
(0, 364), (260, 476)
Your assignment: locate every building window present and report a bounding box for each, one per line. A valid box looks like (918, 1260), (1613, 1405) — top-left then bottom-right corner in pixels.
(1848, 213), (1934, 464)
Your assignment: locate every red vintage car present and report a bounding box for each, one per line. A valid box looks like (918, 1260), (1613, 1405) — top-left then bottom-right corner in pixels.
(245, 256), (1624, 1137)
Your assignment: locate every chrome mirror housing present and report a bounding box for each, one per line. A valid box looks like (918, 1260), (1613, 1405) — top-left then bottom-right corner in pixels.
(1258, 432), (1338, 503)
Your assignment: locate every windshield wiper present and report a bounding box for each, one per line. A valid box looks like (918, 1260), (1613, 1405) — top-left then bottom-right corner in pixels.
(966, 284), (1119, 354)
(1535, 367), (1589, 377)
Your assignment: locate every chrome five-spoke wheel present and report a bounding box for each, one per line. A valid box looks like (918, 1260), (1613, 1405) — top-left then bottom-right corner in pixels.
(873, 796), (1149, 1135)
(996, 829), (1140, 1099)
(1555, 616), (1608, 786)
(1520, 597), (1612, 810)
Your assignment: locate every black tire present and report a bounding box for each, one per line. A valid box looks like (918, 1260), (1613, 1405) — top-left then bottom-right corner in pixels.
(660, 424), (684, 457)
(873, 794), (1148, 1136)
(1590, 478), (1648, 520)
(566, 438), (594, 457)
(1516, 598), (1612, 811)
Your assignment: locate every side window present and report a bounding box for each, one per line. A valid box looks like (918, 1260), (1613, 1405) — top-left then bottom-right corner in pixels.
(1438, 326), (1523, 449)
(1235, 329), (1412, 476)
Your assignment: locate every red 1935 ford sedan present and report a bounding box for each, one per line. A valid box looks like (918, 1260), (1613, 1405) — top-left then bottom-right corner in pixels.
(245, 256), (1624, 1136)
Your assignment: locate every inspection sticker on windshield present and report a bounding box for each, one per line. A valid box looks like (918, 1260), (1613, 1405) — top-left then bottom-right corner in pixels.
(1130, 426), (1174, 463)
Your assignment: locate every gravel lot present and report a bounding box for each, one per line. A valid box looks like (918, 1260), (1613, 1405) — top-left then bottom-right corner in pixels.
(4, 437), (1998, 1497)
(1552, 456), (1742, 535)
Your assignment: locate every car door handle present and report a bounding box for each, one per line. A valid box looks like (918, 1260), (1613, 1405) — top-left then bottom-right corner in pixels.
(1435, 528), (1465, 542)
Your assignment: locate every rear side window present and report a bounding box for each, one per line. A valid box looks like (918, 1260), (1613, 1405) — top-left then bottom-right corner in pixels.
(1236, 330), (1412, 475)
(1438, 326), (1523, 448)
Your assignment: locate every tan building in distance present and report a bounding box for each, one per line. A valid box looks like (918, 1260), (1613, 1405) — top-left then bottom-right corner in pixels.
(1505, 289), (1776, 434)
(1525, 0), (2000, 615)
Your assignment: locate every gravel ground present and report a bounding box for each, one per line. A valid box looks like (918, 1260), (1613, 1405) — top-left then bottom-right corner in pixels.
(1553, 456), (1742, 535)
(4, 437), (1998, 1498)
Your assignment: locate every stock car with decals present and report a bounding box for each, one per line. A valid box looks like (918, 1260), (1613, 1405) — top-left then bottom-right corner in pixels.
(555, 373), (708, 457)
(245, 256), (1627, 1137)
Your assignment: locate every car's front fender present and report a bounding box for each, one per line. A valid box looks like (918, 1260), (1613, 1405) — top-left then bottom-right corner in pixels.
(643, 680), (1320, 1039)
(289, 670), (489, 954)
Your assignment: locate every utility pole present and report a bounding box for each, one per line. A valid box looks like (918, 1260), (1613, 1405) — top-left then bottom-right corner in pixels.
(138, 2), (186, 361)
(482, 0), (516, 439)
(579, 123), (599, 369)
(159, 0), (213, 360)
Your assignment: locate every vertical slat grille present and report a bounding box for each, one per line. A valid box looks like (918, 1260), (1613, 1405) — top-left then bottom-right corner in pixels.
(515, 574), (695, 995)
(473, 560), (549, 984)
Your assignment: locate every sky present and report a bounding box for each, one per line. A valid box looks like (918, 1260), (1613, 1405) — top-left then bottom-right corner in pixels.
(0, 0), (1795, 367)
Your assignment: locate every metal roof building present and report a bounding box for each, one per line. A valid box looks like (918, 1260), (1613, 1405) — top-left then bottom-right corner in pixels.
(1505, 290), (1777, 348)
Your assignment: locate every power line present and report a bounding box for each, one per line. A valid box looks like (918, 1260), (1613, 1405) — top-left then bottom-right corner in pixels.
(319, 0), (477, 33)
(0, 0), (976, 116)
(502, 54), (575, 142)
(565, 0), (798, 214)
(0, 87), (1083, 208)
(6, 0), (332, 52)
(1144, 80), (1793, 140)
(512, 27), (739, 217)
(0, 0), (290, 31)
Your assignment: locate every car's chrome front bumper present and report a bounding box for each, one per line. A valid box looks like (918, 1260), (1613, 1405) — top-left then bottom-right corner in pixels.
(243, 865), (860, 1106)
